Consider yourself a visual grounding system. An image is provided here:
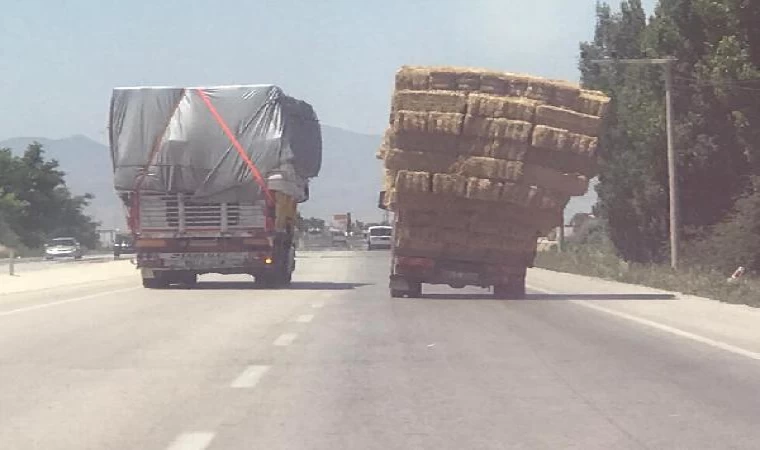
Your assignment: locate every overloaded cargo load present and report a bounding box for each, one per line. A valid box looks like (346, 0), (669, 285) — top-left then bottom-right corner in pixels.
(379, 66), (610, 298)
(109, 85), (322, 203)
(108, 85), (322, 289)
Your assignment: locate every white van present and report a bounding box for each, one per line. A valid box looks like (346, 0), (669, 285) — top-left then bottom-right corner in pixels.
(367, 226), (393, 250)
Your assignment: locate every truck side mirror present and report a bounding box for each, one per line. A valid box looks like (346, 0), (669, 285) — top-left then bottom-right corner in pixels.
(378, 191), (388, 211)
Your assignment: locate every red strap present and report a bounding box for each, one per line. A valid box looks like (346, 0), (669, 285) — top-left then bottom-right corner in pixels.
(194, 88), (275, 208)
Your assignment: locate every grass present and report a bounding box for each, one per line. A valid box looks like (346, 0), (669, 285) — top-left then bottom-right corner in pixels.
(534, 244), (760, 308)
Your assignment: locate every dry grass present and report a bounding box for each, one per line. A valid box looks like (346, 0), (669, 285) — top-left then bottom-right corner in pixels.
(535, 244), (760, 307)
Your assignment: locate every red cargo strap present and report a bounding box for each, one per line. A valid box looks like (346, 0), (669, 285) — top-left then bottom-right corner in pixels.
(194, 88), (276, 209)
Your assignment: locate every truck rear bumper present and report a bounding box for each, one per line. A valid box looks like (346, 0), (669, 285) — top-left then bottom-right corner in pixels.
(392, 256), (525, 288)
(137, 251), (276, 275)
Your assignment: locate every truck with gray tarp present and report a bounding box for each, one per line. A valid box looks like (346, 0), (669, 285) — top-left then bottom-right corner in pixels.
(108, 85), (322, 288)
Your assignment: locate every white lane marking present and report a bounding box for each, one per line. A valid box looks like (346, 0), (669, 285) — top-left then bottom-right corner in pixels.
(295, 314), (314, 323)
(166, 432), (215, 450)
(529, 285), (760, 362)
(230, 365), (270, 388)
(273, 333), (298, 346)
(0, 287), (139, 318)
(311, 301), (324, 309)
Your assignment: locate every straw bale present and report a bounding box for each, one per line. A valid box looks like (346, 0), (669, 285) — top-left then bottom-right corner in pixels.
(432, 173), (468, 197)
(396, 210), (437, 228)
(429, 69), (459, 90)
(393, 111), (428, 134)
(522, 164), (589, 196)
(501, 182), (541, 208)
(462, 116), (533, 141)
(524, 147), (598, 177)
(523, 78), (582, 109)
(467, 94), (538, 121)
(462, 116), (491, 138)
(395, 66), (431, 90)
(395, 170), (431, 194)
(487, 139), (531, 160)
(382, 169), (396, 192)
(490, 119), (533, 141)
(480, 72), (509, 95)
(466, 178), (502, 202)
(384, 149), (457, 174)
(452, 157), (524, 181)
(456, 70), (483, 91)
(393, 90), (468, 114)
(531, 125), (599, 158)
(576, 90), (611, 117)
(535, 105), (602, 137)
(393, 131), (459, 154)
(428, 112), (464, 135)
(394, 225), (443, 253)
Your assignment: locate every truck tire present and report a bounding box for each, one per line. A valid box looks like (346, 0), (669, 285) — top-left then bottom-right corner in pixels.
(390, 281), (422, 299)
(493, 275), (526, 300)
(142, 277), (169, 289)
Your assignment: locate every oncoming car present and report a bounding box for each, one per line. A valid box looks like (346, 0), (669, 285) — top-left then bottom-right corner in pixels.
(44, 237), (84, 260)
(367, 226), (393, 250)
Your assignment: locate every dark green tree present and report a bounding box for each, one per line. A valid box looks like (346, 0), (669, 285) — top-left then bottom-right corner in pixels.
(580, 0), (760, 263)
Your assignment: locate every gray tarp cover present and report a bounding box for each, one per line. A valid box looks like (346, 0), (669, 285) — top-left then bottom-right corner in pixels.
(109, 85), (322, 202)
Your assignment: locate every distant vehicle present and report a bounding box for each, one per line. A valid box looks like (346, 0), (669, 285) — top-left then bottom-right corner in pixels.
(113, 234), (135, 258)
(44, 237), (83, 260)
(331, 229), (348, 245)
(367, 226), (393, 250)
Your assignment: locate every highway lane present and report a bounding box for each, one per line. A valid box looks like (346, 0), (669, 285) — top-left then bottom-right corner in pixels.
(1, 250), (760, 449)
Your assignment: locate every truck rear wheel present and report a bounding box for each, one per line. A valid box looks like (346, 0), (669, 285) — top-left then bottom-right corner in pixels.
(142, 276), (169, 289)
(493, 275), (526, 300)
(390, 281), (422, 298)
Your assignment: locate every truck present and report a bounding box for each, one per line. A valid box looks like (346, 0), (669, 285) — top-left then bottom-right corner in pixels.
(108, 85), (322, 288)
(378, 66), (610, 299)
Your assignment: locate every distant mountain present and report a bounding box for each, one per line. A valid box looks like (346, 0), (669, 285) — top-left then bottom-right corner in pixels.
(0, 135), (124, 229)
(0, 125), (386, 228)
(0, 129), (598, 228)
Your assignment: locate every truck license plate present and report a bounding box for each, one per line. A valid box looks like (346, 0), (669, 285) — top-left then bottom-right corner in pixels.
(441, 270), (479, 283)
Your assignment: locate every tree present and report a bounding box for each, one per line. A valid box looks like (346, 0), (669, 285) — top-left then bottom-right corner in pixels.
(0, 142), (99, 250)
(580, 0), (760, 263)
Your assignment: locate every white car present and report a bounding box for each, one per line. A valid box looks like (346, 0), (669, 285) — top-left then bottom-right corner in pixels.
(45, 237), (84, 260)
(367, 226), (393, 250)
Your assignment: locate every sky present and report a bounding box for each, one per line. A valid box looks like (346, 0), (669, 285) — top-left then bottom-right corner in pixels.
(1, 0), (657, 141)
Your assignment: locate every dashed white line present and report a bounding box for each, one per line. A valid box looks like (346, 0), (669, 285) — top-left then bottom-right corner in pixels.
(0, 287), (139, 318)
(295, 314), (314, 323)
(166, 432), (215, 450)
(273, 332), (298, 346)
(528, 285), (760, 362)
(230, 365), (271, 388)
(311, 301), (324, 309)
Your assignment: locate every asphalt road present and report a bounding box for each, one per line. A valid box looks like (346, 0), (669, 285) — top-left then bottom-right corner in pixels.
(2, 251), (760, 449)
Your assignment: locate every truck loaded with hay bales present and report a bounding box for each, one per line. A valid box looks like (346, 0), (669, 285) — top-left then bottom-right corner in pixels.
(378, 66), (610, 299)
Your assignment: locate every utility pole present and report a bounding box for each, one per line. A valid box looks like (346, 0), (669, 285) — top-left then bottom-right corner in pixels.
(590, 57), (679, 269)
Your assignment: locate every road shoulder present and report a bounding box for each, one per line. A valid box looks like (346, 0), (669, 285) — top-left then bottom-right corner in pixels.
(527, 268), (760, 358)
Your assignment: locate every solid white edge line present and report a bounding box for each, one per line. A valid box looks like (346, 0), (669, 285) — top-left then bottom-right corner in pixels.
(0, 287), (139, 317)
(295, 314), (314, 323)
(166, 432), (215, 450)
(528, 285), (760, 361)
(273, 333), (298, 346)
(230, 365), (271, 388)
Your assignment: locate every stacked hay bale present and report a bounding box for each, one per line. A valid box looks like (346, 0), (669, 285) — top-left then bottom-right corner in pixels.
(380, 66), (610, 267)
